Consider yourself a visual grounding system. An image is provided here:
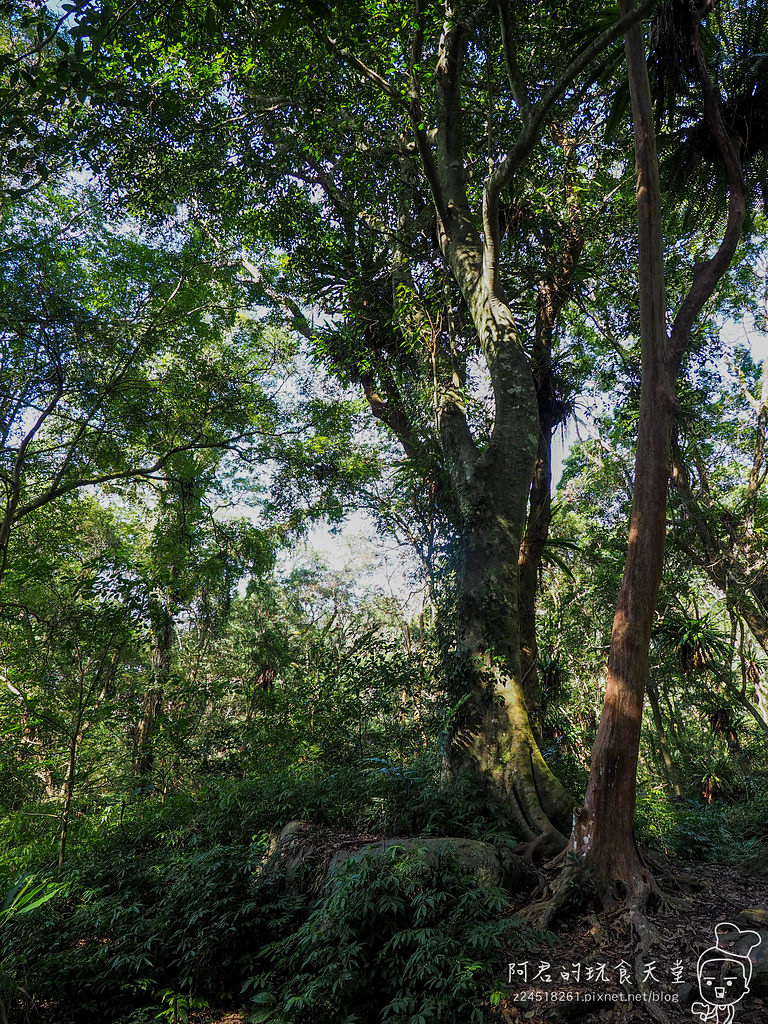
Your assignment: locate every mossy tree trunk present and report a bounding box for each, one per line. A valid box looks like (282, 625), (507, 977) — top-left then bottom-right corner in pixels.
(444, 421), (573, 842)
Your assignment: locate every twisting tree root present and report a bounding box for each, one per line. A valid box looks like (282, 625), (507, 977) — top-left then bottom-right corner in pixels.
(525, 848), (676, 1023)
(511, 828), (567, 867)
(642, 849), (705, 897)
(628, 875), (672, 1024)
(521, 854), (590, 930)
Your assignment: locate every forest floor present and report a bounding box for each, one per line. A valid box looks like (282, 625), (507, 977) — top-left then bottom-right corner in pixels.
(182, 859), (768, 1024)
(499, 859), (768, 1023)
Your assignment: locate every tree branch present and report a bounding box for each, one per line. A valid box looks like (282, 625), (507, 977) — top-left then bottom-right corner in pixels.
(495, 0), (530, 124)
(434, 14), (470, 212)
(487, 0), (656, 199)
(315, 30), (407, 106)
(667, 20), (747, 372)
(360, 370), (420, 462)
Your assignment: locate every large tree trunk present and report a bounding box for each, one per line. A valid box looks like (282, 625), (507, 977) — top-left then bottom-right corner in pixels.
(448, 528), (573, 839)
(444, 408), (574, 844)
(568, 360), (671, 895)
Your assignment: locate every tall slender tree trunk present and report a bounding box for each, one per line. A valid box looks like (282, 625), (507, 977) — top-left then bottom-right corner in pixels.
(59, 742), (76, 867)
(566, 0), (671, 900)
(647, 682), (682, 797)
(135, 596), (174, 775)
(564, 0), (746, 906)
(518, 423), (554, 713)
(519, 174), (583, 714)
(517, 325), (569, 715)
(59, 710), (83, 867)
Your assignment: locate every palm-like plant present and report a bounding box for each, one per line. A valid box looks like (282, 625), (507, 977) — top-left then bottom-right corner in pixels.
(651, 0), (768, 217)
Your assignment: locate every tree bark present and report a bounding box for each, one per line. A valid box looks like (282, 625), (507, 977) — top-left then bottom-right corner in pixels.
(565, 0), (746, 904)
(134, 595), (174, 775)
(566, 0), (671, 900)
(445, 442), (573, 842)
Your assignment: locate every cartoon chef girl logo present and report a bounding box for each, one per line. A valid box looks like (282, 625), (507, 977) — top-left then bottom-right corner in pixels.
(692, 922), (762, 1023)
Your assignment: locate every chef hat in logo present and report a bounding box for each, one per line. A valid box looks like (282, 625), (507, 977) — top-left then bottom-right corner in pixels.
(698, 922), (762, 980)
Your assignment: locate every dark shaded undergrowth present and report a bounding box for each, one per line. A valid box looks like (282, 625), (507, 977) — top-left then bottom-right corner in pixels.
(2, 761), (768, 1024)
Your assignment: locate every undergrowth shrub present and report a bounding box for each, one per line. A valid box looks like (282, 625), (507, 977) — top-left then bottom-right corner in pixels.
(1, 798), (305, 1023)
(247, 845), (549, 1024)
(0, 763), (525, 1023)
(635, 787), (767, 862)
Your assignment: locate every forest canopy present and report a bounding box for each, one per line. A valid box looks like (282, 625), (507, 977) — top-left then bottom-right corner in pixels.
(1, 1), (768, 1022)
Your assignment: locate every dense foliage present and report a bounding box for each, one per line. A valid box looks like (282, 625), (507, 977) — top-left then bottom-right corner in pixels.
(2, 0), (768, 1020)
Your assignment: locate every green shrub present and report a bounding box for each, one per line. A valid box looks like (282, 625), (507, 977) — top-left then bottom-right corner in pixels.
(0, 760), (529, 1023)
(635, 787), (765, 862)
(1, 799), (304, 1023)
(249, 845), (547, 1024)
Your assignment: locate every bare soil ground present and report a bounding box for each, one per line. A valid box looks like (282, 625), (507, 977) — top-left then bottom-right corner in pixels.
(497, 860), (768, 1023)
